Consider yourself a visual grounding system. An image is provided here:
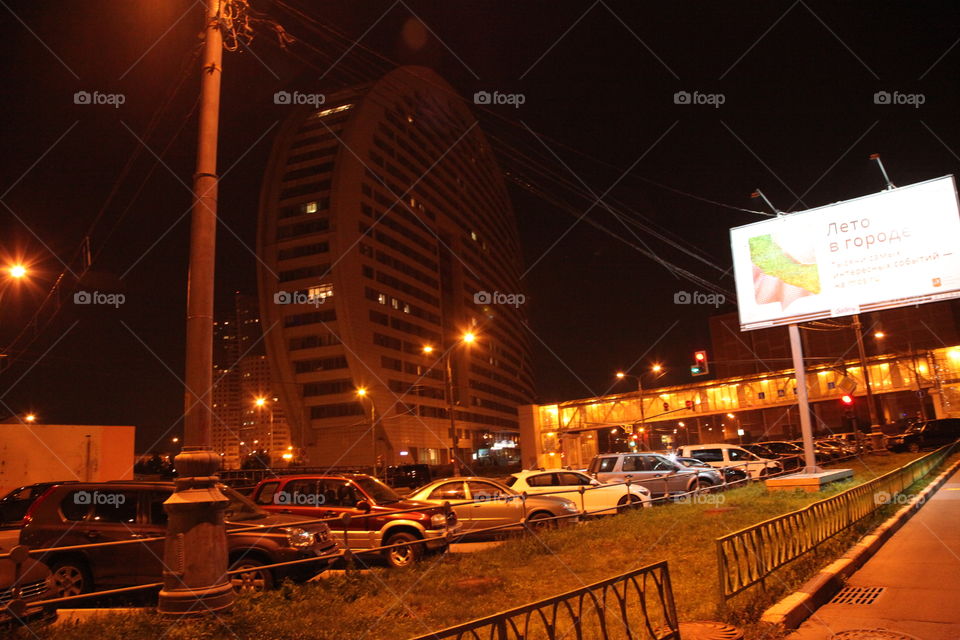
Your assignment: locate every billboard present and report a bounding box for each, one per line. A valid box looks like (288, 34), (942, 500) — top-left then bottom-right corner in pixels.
(731, 175), (960, 331)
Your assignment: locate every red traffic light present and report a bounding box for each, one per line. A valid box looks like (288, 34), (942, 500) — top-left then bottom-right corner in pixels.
(841, 394), (854, 405)
(694, 350), (706, 362)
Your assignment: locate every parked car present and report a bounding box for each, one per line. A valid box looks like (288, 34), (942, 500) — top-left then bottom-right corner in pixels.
(811, 440), (846, 461)
(0, 553), (55, 623)
(886, 418), (960, 453)
(676, 444), (782, 479)
(19, 481), (338, 597)
(504, 469), (651, 514)
(406, 477), (580, 535)
(757, 441), (820, 466)
(0, 482), (75, 528)
(820, 437), (857, 458)
(673, 457), (735, 486)
(250, 474), (458, 568)
(742, 443), (802, 470)
(384, 464), (432, 490)
(586, 453), (702, 497)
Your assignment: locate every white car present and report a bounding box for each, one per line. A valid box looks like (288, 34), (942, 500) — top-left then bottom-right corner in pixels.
(676, 444), (782, 479)
(505, 469), (651, 515)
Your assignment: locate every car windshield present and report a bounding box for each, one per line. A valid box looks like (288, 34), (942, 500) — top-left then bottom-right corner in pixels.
(220, 485), (268, 521)
(503, 476), (518, 487)
(903, 424), (920, 434)
(352, 476), (402, 504)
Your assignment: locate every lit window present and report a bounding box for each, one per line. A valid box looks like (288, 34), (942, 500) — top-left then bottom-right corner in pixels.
(470, 231), (478, 241)
(403, 304), (411, 314)
(391, 298), (400, 309)
(308, 283), (334, 301)
(377, 294), (386, 305)
(302, 201), (318, 214)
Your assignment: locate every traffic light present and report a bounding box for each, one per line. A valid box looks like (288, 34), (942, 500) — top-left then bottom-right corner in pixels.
(691, 350), (709, 376)
(662, 402), (670, 412)
(685, 400), (694, 410)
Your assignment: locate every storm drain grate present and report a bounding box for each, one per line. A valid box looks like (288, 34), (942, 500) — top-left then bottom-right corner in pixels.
(830, 586), (886, 605)
(832, 629), (922, 640)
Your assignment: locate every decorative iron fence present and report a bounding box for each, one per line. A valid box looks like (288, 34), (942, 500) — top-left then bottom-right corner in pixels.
(408, 561), (679, 640)
(716, 442), (958, 601)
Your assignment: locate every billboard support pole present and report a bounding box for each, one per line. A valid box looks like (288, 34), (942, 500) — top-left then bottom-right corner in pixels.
(788, 323), (822, 473)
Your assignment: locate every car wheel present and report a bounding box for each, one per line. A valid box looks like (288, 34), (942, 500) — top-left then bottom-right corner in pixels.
(617, 494), (643, 510)
(383, 532), (423, 568)
(526, 511), (556, 531)
(908, 442), (920, 453)
(50, 558), (92, 598)
(229, 558), (274, 593)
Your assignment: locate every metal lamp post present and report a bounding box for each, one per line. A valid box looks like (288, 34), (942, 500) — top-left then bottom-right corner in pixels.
(356, 388), (378, 477)
(616, 364), (663, 451)
(424, 333), (474, 476)
(255, 397), (275, 468)
(158, 0), (233, 616)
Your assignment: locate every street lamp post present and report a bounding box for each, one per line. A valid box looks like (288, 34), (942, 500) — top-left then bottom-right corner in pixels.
(158, 0), (233, 616)
(255, 397), (275, 468)
(425, 332), (475, 475)
(616, 364), (663, 450)
(356, 388), (378, 477)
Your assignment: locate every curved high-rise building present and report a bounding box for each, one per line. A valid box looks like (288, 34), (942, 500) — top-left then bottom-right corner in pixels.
(257, 67), (533, 469)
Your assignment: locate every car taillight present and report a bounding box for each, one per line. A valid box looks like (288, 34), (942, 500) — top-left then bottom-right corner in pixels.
(22, 485), (58, 526)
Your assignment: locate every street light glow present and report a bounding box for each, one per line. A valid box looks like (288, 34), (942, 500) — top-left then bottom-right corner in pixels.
(356, 387), (367, 397)
(422, 345), (434, 354)
(616, 371), (625, 379)
(462, 332), (476, 344)
(8, 264), (27, 279)
(254, 397), (267, 407)
(651, 364), (663, 373)
(24, 413), (36, 423)
(874, 331), (886, 339)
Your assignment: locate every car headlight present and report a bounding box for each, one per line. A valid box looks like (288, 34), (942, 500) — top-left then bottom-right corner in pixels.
(283, 527), (315, 548)
(560, 502), (578, 512)
(430, 513), (447, 528)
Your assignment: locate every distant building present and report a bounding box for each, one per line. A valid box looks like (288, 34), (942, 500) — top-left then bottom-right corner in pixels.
(257, 67), (533, 469)
(212, 292), (291, 469)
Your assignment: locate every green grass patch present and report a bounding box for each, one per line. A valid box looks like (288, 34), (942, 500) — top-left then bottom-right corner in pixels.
(15, 452), (950, 640)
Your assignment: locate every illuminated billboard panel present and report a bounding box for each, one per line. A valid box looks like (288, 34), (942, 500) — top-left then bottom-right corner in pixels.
(730, 175), (960, 331)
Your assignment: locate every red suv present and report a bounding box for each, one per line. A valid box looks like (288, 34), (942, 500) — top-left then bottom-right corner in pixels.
(250, 474), (459, 568)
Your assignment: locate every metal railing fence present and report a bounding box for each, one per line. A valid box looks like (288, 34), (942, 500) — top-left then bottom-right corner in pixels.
(407, 561), (679, 640)
(715, 442), (958, 601)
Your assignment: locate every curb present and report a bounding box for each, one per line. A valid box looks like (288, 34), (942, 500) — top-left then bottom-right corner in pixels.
(760, 454), (960, 630)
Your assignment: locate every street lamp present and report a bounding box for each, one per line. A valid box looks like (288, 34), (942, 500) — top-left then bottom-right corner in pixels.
(7, 264), (27, 279)
(355, 387), (379, 477)
(615, 364), (666, 450)
(424, 332), (476, 475)
(24, 413), (36, 424)
(254, 397), (275, 468)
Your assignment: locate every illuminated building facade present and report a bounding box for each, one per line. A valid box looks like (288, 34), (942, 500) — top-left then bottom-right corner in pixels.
(257, 67), (533, 468)
(521, 345), (960, 469)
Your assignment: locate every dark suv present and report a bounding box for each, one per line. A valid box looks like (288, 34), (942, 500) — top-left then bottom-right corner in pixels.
(18, 481), (338, 598)
(250, 474), (459, 568)
(886, 418), (960, 453)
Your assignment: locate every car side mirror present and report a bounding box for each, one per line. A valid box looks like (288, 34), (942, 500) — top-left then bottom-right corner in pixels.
(356, 500), (372, 513)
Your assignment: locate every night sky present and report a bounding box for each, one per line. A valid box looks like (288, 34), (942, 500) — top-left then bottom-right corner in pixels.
(1, 1), (958, 451)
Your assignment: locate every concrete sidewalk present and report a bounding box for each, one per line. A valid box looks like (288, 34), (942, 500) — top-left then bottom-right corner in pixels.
(789, 472), (960, 640)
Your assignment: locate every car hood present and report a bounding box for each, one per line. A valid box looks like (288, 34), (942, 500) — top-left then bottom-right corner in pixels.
(226, 512), (326, 530)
